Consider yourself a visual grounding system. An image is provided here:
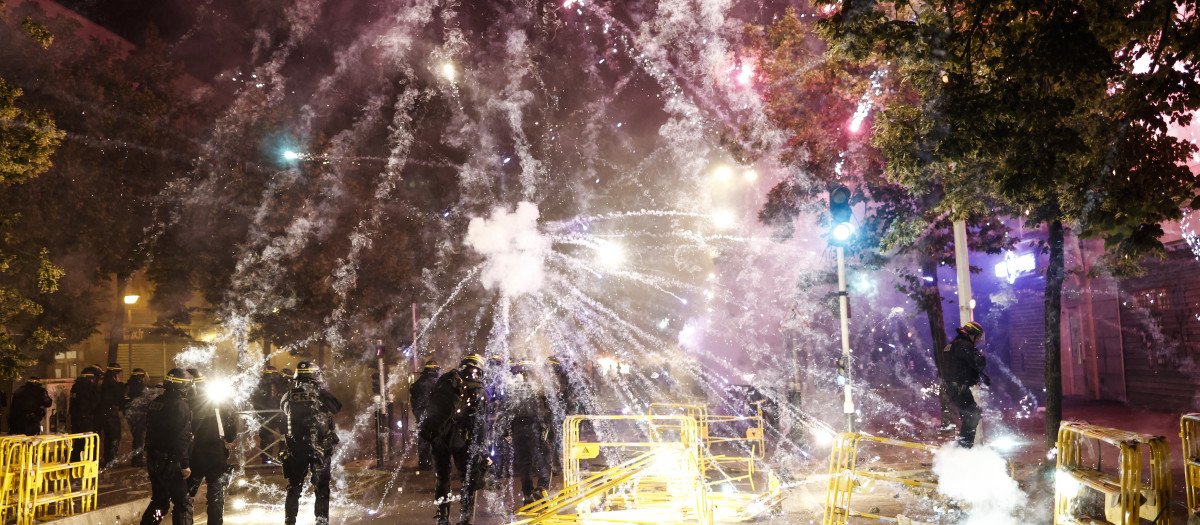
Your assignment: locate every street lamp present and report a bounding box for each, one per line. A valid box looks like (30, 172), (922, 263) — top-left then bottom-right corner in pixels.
(123, 295), (139, 304)
(828, 185), (855, 432)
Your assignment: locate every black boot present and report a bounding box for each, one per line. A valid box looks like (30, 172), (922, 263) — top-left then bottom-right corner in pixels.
(435, 503), (451, 525)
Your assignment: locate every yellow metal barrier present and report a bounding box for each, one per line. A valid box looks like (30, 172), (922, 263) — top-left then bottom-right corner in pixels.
(1181, 414), (1200, 514)
(823, 433), (940, 525)
(0, 437), (29, 524)
(515, 414), (710, 525)
(0, 433), (99, 525)
(648, 403), (781, 520)
(1055, 421), (1171, 525)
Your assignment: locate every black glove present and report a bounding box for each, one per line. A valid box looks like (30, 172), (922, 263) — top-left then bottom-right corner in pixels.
(981, 374), (992, 387)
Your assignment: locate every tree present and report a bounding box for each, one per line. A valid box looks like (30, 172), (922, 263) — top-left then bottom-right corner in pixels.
(818, 0), (1200, 449)
(752, 8), (1012, 422)
(0, 4), (205, 364)
(0, 4), (64, 378)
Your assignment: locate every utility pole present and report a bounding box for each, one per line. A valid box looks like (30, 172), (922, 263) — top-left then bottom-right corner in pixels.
(829, 186), (856, 432)
(953, 220), (973, 325)
(836, 245), (854, 432)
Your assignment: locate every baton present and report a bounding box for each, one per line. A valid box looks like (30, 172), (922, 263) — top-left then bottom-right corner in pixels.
(214, 406), (225, 440)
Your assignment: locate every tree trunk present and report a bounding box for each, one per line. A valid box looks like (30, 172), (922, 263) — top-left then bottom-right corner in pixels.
(1044, 219), (1066, 452)
(921, 254), (951, 427)
(107, 273), (130, 365)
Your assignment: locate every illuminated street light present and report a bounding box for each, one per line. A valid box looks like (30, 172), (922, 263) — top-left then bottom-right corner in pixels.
(282, 150), (301, 161)
(713, 166), (732, 181)
(743, 169), (758, 181)
(441, 63), (456, 81)
(123, 295), (139, 304)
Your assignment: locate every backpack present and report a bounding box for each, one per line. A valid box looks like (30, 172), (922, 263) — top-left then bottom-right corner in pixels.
(285, 384), (332, 450)
(419, 370), (487, 448)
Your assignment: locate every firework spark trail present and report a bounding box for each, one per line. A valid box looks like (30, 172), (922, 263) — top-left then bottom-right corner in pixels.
(548, 210), (718, 230)
(323, 86), (429, 348)
(413, 265), (484, 349)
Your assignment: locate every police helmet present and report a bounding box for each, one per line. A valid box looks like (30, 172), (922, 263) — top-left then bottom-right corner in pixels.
(187, 368), (206, 383)
(107, 362), (122, 371)
(131, 368), (146, 378)
(281, 368), (294, 378)
(264, 365), (278, 374)
(461, 354), (486, 372)
(165, 368), (192, 389)
(423, 360), (441, 370)
(959, 321), (984, 339)
(295, 361), (318, 381)
(28, 376), (41, 383)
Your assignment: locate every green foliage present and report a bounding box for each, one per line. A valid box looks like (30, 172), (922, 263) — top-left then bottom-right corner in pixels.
(0, 5), (63, 379)
(19, 17), (50, 48)
(752, 8), (1013, 318)
(818, 0), (1199, 265)
(0, 79), (62, 185)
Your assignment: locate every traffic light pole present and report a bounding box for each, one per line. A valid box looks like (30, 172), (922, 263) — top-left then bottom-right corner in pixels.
(836, 245), (855, 432)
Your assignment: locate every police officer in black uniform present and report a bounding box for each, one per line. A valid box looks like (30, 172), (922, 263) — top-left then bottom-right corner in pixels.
(185, 369), (237, 525)
(420, 354), (490, 525)
(281, 361), (342, 525)
(127, 368), (151, 467)
(69, 366), (100, 461)
(98, 363), (126, 467)
(409, 360), (441, 470)
(506, 360), (551, 506)
(140, 368), (193, 525)
(9, 376), (53, 435)
(942, 321), (990, 448)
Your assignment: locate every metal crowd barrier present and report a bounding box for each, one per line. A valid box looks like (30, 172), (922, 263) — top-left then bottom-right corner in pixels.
(823, 433), (940, 525)
(649, 403), (782, 520)
(1180, 414), (1200, 515)
(1055, 421), (1171, 525)
(0, 433), (99, 525)
(514, 414), (710, 525)
(235, 409), (286, 467)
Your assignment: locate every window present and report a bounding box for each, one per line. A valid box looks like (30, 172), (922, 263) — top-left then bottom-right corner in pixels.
(1133, 288), (1171, 311)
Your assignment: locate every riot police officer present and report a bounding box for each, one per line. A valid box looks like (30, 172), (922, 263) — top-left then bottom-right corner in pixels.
(127, 368), (151, 467)
(140, 368), (193, 525)
(69, 366), (100, 461)
(186, 369), (237, 525)
(420, 354), (490, 525)
(281, 361), (342, 525)
(943, 321), (990, 448)
(409, 360), (441, 470)
(97, 363), (126, 467)
(9, 376), (53, 435)
(506, 360), (551, 506)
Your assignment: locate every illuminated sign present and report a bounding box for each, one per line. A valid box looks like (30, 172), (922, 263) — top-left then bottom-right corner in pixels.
(994, 251), (1036, 284)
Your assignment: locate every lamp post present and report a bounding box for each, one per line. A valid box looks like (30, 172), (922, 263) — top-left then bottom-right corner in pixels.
(123, 295), (139, 369)
(829, 186), (855, 432)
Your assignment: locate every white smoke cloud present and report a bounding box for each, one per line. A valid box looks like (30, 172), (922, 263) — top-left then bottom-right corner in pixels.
(465, 201), (551, 298)
(932, 445), (1028, 525)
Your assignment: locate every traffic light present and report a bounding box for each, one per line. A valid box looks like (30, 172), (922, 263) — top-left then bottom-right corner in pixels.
(829, 185), (853, 244)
